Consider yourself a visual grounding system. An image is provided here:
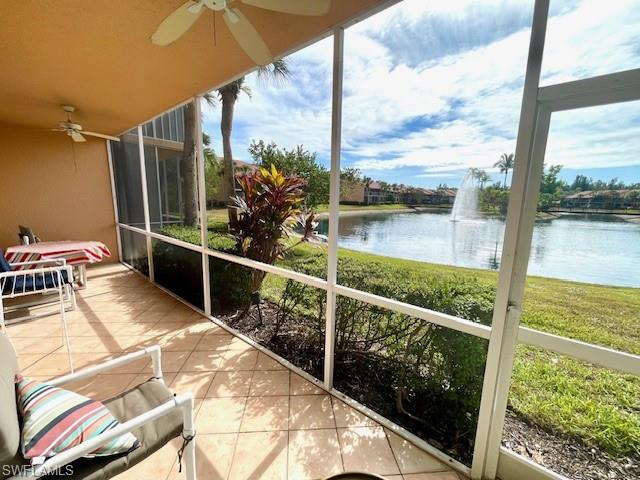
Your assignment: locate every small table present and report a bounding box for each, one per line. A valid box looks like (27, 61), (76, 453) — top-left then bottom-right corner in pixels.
(6, 241), (111, 287)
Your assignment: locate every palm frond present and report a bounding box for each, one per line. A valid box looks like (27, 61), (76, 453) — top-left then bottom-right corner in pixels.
(240, 84), (253, 99)
(256, 58), (290, 88)
(203, 92), (217, 107)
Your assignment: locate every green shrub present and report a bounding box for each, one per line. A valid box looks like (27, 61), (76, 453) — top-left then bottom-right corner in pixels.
(208, 236), (252, 312)
(208, 234), (236, 251)
(151, 240), (204, 308)
(271, 251), (494, 456)
(160, 224), (236, 250)
(160, 225), (202, 245)
(208, 221), (229, 233)
(160, 225), (251, 311)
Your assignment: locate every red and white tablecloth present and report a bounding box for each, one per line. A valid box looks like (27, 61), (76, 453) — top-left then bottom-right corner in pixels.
(6, 241), (111, 269)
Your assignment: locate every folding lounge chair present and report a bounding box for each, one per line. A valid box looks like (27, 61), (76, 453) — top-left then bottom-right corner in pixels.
(0, 334), (197, 480)
(0, 249), (75, 371)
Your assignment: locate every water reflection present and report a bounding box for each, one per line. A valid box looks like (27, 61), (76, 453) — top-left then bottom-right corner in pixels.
(488, 240), (500, 271)
(319, 211), (640, 287)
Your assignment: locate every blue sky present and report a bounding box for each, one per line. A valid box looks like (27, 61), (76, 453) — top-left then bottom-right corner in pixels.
(203, 0), (640, 189)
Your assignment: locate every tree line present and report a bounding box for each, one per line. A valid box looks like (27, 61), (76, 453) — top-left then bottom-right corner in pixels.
(469, 154), (640, 213)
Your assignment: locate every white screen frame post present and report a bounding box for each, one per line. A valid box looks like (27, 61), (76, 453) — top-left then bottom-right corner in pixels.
(471, 0), (550, 477)
(137, 124), (155, 282)
(324, 27), (345, 390)
(195, 96), (212, 316)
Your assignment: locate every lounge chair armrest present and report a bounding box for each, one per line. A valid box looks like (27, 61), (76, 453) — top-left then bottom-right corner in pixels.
(13, 393), (195, 480)
(10, 259), (67, 268)
(49, 346), (163, 387)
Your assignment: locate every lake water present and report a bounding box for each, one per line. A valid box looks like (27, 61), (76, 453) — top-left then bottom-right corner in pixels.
(318, 211), (640, 288)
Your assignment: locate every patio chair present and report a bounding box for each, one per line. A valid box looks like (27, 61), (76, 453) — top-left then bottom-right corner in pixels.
(0, 334), (197, 480)
(0, 249), (75, 372)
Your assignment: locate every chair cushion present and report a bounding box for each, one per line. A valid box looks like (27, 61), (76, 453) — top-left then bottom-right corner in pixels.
(0, 250), (12, 273)
(0, 334), (20, 467)
(1, 270), (70, 295)
(41, 378), (183, 480)
(16, 376), (140, 461)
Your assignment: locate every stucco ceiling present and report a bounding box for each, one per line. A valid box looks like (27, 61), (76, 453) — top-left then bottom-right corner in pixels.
(0, 0), (380, 135)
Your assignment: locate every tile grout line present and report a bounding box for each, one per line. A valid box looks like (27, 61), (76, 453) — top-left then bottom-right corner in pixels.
(383, 426), (404, 477)
(234, 429), (281, 480)
(225, 364), (253, 480)
(331, 396), (347, 474)
(287, 370), (293, 480)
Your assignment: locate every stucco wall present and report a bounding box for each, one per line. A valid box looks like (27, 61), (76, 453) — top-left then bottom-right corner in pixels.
(0, 122), (118, 261)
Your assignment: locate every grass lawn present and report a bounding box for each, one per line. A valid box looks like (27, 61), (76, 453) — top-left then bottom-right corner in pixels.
(272, 242), (640, 458)
(207, 207), (229, 224)
(207, 203), (413, 222)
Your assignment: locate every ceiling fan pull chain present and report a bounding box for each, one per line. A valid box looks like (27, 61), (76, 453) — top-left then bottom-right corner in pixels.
(213, 9), (217, 47)
(71, 140), (78, 173)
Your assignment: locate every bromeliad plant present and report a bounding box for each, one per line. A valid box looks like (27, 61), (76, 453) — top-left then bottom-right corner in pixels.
(229, 164), (318, 312)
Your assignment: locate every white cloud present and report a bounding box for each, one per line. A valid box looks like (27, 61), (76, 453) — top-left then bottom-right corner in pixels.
(202, 36), (334, 161)
(202, 0), (640, 186)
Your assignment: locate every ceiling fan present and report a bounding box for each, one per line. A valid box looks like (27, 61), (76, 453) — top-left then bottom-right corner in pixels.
(51, 105), (120, 143)
(151, 0), (331, 66)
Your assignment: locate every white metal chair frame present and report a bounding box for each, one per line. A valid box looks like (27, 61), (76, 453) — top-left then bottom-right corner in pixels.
(0, 258), (76, 371)
(6, 345), (197, 480)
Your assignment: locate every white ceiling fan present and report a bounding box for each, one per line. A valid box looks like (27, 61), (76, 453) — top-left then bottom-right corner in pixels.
(151, 0), (331, 66)
(51, 106), (120, 143)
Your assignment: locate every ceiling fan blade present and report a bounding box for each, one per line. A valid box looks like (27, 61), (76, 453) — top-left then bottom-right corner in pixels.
(82, 131), (121, 142)
(51, 128), (66, 132)
(187, 1), (204, 14)
(223, 8), (272, 66)
(70, 131), (87, 143)
(241, 0), (330, 16)
(151, 1), (205, 46)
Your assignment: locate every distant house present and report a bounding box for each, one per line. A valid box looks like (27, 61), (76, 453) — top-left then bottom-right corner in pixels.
(425, 188), (456, 205)
(341, 181), (365, 204)
(562, 189), (640, 209)
(364, 182), (385, 205)
(346, 183), (457, 206)
(233, 159), (259, 176)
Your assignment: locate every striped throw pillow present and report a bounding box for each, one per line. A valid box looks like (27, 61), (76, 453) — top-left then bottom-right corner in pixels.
(16, 376), (140, 462)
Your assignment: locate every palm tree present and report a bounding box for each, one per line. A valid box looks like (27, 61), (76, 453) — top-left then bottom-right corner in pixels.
(469, 167), (490, 189)
(216, 59), (289, 204)
(181, 93), (215, 227)
(181, 100), (199, 227)
(494, 153), (515, 188)
(180, 96), (216, 227)
(202, 131), (222, 205)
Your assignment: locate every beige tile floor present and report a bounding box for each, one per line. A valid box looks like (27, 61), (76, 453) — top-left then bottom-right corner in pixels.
(5, 263), (467, 480)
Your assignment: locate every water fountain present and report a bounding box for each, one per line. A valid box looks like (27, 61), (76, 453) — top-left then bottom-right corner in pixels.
(451, 171), (479, 222)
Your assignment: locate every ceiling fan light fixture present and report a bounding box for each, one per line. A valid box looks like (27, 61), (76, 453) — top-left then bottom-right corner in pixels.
(51, 106), (120, 143)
